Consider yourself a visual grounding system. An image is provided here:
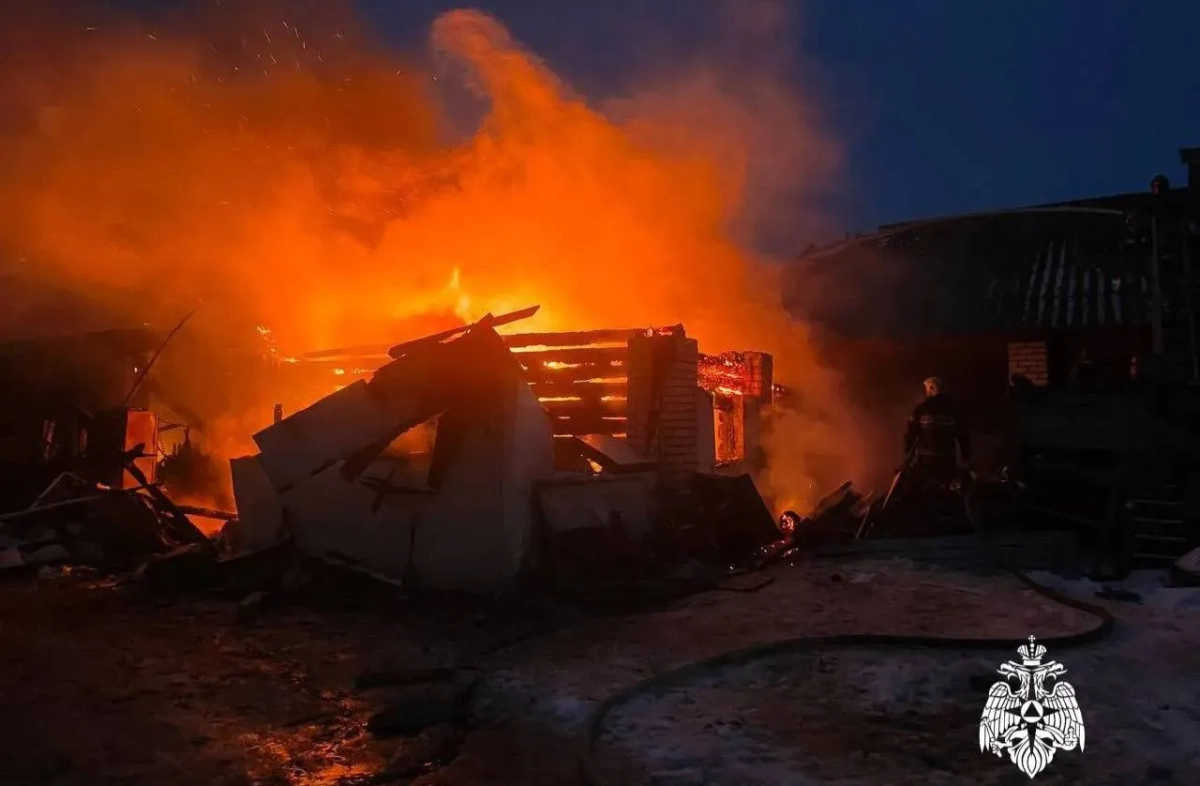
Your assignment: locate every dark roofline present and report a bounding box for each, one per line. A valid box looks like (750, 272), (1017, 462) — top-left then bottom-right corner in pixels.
(876, 203), (1126, 232)
(799, 187), (1189, 262)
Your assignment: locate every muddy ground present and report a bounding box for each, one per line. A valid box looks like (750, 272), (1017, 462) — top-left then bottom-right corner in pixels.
(0, 559), (1174, 786)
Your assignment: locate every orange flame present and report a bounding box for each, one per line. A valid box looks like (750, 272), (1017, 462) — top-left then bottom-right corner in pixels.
(0, 1), (871, 514)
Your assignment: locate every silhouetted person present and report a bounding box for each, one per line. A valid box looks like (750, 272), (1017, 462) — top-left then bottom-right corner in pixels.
(903, 376), (971, 484)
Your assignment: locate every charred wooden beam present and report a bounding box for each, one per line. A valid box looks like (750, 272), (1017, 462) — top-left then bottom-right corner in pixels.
(538, 392), (627, 413)
(122, 445), (211, 546)
(548, 414), (628, 435)
(291, 357), (387, 367)
(512, 346), (628, 366)
(519, 360), (627, 384)
(503, 328), (644, 348)
(175, 503), (237, 521)
(299, 347), (392, 361)
(505, 325), (684, 349)
(527, 379), (627, 398)
(501, 326), (681, 350)
(385, 306), (540, 359)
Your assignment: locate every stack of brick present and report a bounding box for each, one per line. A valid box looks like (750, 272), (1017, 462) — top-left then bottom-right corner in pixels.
(627, 332), (700, 502)
(1007, 340), (1048, 386)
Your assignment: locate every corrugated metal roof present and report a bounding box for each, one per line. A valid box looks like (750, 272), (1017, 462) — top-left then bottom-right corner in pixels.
(806, 206), (1125, 262)
(787, 203), (1167, 338)
(982, 240), (1150, 329)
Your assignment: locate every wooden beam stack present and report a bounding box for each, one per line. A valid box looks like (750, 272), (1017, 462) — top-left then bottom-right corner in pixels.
(504, 328), (651, 437)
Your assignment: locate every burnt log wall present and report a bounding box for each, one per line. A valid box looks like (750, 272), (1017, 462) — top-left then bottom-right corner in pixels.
(509, 342), (631, 438)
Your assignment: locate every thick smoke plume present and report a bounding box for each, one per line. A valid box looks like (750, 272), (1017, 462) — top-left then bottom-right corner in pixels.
(0, 0), (870, 512)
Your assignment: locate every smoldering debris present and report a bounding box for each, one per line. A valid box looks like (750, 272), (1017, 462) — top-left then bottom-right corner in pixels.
(0, 306), (798, 607)
(4, 312), (1169, 600)
(0, 467), (212, 577)
(218, 309), (793, 599)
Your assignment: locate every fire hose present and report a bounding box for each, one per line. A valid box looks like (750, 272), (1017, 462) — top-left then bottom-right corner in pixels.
(575, 484), (1116, 786)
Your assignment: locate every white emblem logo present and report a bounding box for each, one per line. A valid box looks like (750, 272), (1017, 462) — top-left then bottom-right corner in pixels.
(979, 635), (1085, 778)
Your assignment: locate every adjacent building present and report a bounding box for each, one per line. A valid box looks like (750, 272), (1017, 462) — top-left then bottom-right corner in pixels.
(785, 156), (1200, 472)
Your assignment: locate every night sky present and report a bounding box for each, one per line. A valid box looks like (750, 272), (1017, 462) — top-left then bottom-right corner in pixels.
(359, 0), (1200, 234)
(111, 0), (1200, 238)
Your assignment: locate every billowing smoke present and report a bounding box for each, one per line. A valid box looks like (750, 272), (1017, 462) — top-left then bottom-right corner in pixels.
(0, 0), (874, 512)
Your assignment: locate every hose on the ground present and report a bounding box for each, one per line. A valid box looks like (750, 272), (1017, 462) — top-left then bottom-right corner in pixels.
(576, 487), (1116, 786)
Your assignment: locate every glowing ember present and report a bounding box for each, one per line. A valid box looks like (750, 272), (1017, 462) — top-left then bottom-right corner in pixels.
(512, 343), (626, 354)
(698, 351), (772, 401)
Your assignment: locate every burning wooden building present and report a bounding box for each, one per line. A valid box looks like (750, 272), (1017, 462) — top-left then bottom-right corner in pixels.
(281, 316), (775, 487)
(231, 312), (778, 592)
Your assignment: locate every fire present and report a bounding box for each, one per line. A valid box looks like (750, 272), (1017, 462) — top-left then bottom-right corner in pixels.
(511, 343), (625, 354)
(700, 353), (752, 394)
(448, 266), (494, 325)
(0, 1), (871, 514)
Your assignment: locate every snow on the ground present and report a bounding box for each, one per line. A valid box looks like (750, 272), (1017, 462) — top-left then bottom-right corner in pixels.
(596, 570), (1200, 785)
(473, 667), (618, 729)
(1028, 568), (1200, 615)
(464, 559), (1164, 784)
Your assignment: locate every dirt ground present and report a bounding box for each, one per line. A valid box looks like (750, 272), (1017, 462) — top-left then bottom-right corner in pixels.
(0, 559), (1130, 786)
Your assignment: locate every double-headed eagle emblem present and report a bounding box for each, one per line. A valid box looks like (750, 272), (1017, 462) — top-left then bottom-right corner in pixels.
(979, 635), (1086, 778)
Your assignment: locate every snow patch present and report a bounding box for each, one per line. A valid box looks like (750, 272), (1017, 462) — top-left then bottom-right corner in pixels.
(1027, 569), (1200, 615)
(600, 570), (1200, 784)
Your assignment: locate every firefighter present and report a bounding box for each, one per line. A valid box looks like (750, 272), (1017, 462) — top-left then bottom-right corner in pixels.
(903, 377), (971, 485)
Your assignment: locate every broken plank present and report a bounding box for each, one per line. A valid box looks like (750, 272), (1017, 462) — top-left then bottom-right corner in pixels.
(175, 504), (237, 521)
(386, 305), (540, 359)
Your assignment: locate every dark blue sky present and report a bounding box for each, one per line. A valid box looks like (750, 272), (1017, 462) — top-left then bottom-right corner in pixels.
(358, 0), (1200, 235)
